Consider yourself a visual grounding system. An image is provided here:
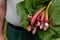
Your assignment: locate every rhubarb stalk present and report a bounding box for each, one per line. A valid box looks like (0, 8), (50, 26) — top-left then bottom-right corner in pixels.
(43, 1), (52, 30)
(40, 10), (46, 29)
(32, 27), (37, 34)
(32, 21), (40, 34)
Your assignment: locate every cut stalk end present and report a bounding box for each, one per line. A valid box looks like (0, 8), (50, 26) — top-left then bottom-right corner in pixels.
(27, 25), (32, 31)
(32, 27), (37, 34)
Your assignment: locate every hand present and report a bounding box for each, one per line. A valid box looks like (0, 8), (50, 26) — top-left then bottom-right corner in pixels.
(0, 35), (4, 40)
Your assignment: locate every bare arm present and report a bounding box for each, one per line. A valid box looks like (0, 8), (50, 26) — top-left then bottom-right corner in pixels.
(0, 0), (6, 35)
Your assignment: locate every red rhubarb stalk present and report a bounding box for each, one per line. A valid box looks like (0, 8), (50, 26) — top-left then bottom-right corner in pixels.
(42, 10), (49, 30)
(32, 27), (37, 34)
(37, 12), (42, 22)
(40, 10), (45, 29)
(32, 21), (39, 34)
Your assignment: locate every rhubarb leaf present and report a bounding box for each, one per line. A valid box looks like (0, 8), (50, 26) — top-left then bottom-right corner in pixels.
(38, 25), (60, 40)
(16, 1), (29, 29)
(24, 0), (50, 15)
(24, 0), (34, 14)
(55, 38), (60, 40)
(49, 0), (60, 25)
(38, 27), (55, 40)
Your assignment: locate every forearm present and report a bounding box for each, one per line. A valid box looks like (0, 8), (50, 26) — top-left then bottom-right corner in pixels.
(0, 0), (6, 35)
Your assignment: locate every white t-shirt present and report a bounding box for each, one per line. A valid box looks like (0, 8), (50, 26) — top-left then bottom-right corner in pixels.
(6, 0), (23, 26)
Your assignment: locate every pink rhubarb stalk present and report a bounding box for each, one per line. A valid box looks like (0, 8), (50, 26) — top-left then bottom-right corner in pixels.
(32, 27), (37, 34)
(43, 1), (52, 31)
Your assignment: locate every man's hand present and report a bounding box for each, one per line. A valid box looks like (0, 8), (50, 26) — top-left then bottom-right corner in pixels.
(0, 35), (4, 40)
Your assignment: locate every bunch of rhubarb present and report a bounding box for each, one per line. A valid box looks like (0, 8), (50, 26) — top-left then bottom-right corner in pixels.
(27, 1), (52, 34)
(17, 0), (60, 40)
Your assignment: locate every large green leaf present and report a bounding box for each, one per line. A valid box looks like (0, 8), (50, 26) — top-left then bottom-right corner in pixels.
(49, 0), (60, 25)
(24, 0), (34, 14)
(16, 1), (29, 29)
(38, 25), (60, 40)
(38, 27), (55, 40)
